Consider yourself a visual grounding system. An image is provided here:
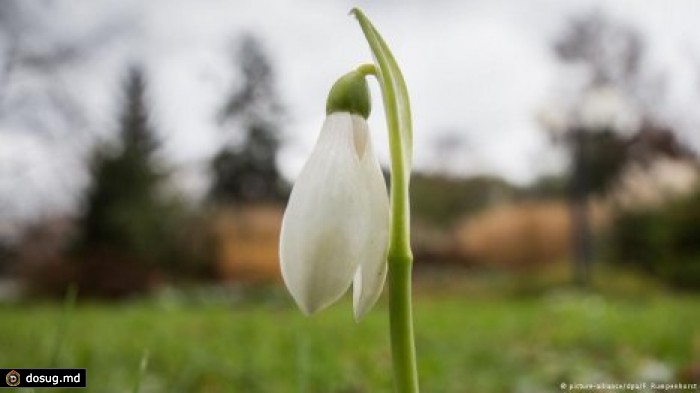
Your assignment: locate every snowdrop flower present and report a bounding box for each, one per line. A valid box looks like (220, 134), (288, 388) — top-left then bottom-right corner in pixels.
(279, 71), (390, 320)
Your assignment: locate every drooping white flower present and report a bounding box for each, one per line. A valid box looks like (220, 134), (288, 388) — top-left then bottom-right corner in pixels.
(279, 111), (389, 320)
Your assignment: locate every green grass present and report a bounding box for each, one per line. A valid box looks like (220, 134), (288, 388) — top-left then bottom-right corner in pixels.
(1, 288), (698, 392)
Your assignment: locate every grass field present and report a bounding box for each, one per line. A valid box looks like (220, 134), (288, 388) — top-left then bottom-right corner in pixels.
(1, 285), (699, 392)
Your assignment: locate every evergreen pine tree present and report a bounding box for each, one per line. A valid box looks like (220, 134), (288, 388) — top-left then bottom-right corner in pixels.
(79, 66), (176, 264)
(209, 34), (289, 204)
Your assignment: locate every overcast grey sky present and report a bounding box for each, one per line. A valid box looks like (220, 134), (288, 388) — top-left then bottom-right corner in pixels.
(2, 0), (700, 230)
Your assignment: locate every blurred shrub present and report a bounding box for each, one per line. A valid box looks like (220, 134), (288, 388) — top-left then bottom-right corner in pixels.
(525, 174), (569, 199)
(609, 189), (700, 289)
(19, 212), (215, 299)
(22, 252), (158, 299)
(411, 173), (517, 228)
(455, 200), (609, 269)
(411, 221), (465, 266)
(0, 241), (15, 276)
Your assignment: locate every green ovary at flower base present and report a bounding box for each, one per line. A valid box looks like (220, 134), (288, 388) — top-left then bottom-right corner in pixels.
(278, 8), (419, 393)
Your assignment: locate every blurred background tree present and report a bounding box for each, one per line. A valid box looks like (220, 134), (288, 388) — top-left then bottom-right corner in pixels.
(79, 67), (171, 259)
(551, 11), (676, 285)
(70, 67), (191, 297)
(209, 34), (289, 204)
(611, 188), (700, 289)
(0, 241), (14, 276)
(566, 127), (627, 285)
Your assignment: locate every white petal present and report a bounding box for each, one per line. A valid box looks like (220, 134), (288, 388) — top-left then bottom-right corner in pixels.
(280, 112), (380, 315)
(351, 115), (390, 320)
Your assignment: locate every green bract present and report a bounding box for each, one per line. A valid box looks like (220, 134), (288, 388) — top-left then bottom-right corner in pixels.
(326, 71), (371, 119)
(352, 8), (413, 178)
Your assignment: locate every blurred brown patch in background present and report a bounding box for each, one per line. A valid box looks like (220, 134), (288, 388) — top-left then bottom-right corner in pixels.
(212, 204), (283, 282)
(454, 200), (609, 270)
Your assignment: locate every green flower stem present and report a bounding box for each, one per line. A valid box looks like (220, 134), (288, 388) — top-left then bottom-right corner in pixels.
(356, 63), (377, 77)
(387, 253), (418, 393)
(352, 9), (419, 393)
